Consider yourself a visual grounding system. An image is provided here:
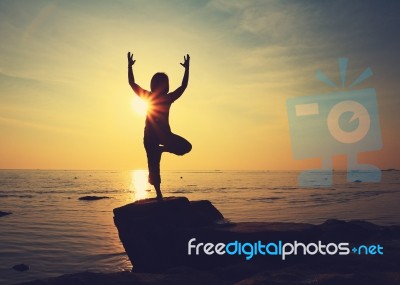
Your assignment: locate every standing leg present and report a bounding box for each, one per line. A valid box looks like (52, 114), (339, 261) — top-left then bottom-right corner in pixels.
(144, 138), (163, 201)
(154, 184), (163, 201)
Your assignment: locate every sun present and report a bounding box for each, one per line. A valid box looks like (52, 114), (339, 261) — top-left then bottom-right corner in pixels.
(131, 96), (148, 116)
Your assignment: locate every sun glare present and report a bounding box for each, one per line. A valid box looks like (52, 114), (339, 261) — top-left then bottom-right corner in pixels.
(131, 97), (148, 116)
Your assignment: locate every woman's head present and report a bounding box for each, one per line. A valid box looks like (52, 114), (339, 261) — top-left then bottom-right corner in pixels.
(151, 72), (169, 94)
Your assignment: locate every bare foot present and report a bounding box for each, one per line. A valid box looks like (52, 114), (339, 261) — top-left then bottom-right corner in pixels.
(154, 184), (163, 202)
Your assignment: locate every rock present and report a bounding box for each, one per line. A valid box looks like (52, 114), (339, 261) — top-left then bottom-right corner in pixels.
(0, 211), (12, 217)
(12, 263), (29, 272)
(113, 197), (320, 272)
(113, 197), (225, 272)
(114, 196), (400, 279)
(78, 196), (110, 201)
(114, 197), (223, 227)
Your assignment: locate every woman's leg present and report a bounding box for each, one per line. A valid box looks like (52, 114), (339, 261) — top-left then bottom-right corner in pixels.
(163, 133), (192, 155)
(144, 138), (163, 200)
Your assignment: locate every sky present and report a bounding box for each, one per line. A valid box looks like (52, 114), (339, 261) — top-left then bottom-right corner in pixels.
(0, 0), (399, 170)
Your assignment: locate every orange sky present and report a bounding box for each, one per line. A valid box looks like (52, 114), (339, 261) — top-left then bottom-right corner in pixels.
(0, 1), (399, 170)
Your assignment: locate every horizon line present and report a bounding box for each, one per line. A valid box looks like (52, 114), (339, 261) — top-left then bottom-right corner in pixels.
(0, 168), (299, 171)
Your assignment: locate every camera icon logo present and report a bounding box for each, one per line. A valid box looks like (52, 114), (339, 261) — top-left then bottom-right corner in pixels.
(287, 58), (382, 187)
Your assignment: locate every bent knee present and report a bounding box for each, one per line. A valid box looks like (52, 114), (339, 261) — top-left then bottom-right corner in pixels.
(186, 142), (192, 154)
(177, 142), (192, 156)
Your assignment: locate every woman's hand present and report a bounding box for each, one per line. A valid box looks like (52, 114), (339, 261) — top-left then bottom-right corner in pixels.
(180, 54), (190, 69)
(127, 52), (136, 67)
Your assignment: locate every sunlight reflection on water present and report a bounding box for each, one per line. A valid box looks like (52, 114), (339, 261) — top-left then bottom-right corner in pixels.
(130, 169), (151, 200)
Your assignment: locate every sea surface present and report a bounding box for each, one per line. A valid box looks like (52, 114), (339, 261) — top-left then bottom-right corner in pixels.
(0, 169), (399, 284)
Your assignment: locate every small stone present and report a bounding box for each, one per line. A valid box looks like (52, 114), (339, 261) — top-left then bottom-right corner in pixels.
(12, 263), (29, 272)
(78, 196), (110, 201)
(0, 211), (12, 217)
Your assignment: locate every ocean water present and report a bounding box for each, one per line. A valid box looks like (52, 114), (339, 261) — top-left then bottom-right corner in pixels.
(0, 169), (399, 284)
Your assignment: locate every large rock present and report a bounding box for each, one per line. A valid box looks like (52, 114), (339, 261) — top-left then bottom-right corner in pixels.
(113, 197), (400, 275)
(113, 197), (225, 272)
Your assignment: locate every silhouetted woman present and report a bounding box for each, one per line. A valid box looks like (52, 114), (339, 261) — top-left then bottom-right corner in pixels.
(127, 52), (192, 201)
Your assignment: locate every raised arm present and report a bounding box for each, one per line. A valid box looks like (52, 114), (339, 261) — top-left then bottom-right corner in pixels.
(127, 52), (148, 97)
(170, 54), (190, 102)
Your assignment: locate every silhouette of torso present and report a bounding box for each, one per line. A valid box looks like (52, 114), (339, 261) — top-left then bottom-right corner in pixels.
(144, 93), (173, 142)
